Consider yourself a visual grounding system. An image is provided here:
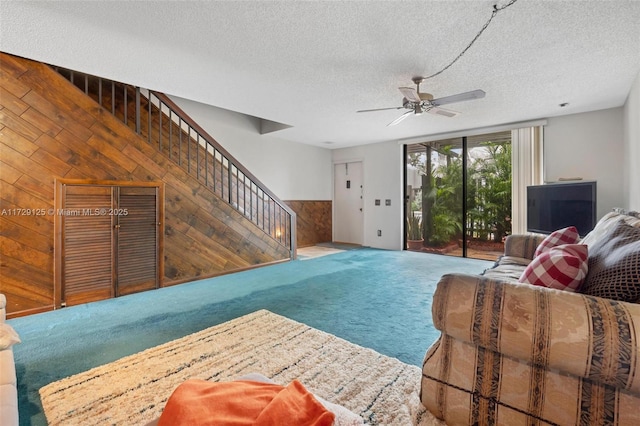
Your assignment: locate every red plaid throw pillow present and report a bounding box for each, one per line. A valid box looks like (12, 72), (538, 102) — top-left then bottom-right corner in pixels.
(534, 226), (580, 257)
(519, 244), (589, 291)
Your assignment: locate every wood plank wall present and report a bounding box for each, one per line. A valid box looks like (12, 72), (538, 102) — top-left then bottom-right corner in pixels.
(0, 53), (291, 318)
(285, 201), (332, 248)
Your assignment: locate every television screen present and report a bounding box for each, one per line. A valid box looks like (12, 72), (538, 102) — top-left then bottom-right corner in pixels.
(527, 181), (597, 237)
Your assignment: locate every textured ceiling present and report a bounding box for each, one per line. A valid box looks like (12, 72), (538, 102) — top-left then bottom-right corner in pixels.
(1, 1), (639, 149)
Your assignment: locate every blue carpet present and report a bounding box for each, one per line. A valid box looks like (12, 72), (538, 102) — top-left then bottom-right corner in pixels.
(9, 248), (492, 426)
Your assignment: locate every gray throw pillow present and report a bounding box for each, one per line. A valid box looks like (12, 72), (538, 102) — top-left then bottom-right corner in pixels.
(581, 220), (640, 302)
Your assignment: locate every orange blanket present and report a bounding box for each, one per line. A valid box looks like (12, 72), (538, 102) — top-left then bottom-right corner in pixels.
(157, 379), (335, 426)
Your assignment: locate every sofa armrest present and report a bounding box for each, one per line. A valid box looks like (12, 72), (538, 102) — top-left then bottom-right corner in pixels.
(503, 234), (545, 260)
(0, 294), (6, 322)
(432, 273), (640, 394)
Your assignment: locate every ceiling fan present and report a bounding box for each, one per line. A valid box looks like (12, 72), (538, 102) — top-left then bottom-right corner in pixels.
(357, 77), (486, 126)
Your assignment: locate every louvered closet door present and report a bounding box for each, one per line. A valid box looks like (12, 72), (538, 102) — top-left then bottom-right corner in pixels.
(62, 185), (114, 306)
(116, 187), (159, 296)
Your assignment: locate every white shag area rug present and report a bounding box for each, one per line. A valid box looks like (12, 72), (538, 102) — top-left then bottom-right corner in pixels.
(40, 310), (444, 425)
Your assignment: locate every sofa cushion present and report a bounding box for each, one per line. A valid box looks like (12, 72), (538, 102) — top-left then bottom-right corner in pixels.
(581, 220), (640, 302)
(482, 256), (531, 282)
(0, 324), (20, 351)
(519, 244), (588, 291)
(534, 226), (580, 257)
(580, 211), (640, 247)
(504, 234), (546, 260)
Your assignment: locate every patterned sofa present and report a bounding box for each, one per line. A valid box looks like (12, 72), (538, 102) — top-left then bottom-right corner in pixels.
(421, 210), (640, 425)
(1, 294), (20, 426)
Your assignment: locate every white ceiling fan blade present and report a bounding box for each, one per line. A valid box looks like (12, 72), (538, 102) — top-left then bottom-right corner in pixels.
(357, 106), (404, 113)
(387, 110), (413, 127)
(426, 106), (460, 118)
(398, 87), (421, 103)
(431, 89), (485, 106)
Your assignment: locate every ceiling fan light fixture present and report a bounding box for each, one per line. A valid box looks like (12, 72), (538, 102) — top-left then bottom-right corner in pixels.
(358, 78), (484, 126)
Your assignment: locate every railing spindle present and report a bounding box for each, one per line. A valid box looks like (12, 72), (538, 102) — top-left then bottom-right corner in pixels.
(178, 117), (183, 165)
(169, 110), (173, 160)
(213, 148), (217, 194)
(159, 101), (163, 152)
(124, 85), (128, 126)
(148, 92), (152, 143)
(187, 127), (191, 173)
(205, 143), (208, 187)
(111, 81), (115, 115)
(99, 78), (103, 108)
(135, 87), (140, 134)
(196, 134), (200, 180)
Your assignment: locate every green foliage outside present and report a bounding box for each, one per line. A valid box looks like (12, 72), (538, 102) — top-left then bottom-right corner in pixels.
(406, 214), (422, 240)
(408, 142), (512, 247)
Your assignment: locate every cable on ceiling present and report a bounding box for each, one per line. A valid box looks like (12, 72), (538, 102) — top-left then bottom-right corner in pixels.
(423, 0), (520, 80)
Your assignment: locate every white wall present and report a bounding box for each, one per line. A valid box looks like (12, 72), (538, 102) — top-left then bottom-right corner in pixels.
(332, 141), (404, 250)
(331, 107), (630, 252)
(544, 107), (625, 220)
(169, 96), (333, 201)
(171, 92), (636, 250)
(624, 69), (640, 209)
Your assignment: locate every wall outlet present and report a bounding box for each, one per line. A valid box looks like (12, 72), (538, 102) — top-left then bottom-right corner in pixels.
(377, 230), (382, 237)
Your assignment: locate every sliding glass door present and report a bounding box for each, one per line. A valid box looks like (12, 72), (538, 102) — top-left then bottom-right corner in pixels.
(405, 131), (512, 260)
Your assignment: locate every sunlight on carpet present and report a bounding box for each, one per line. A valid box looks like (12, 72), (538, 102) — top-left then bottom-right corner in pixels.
(297, 245), (345, 260)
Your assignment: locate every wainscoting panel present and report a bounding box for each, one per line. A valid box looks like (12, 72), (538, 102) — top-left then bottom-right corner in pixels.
(284, 200), (332, 248)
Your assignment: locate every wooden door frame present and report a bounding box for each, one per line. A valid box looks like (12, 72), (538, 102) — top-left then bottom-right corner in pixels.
(54, 179), (164, 309)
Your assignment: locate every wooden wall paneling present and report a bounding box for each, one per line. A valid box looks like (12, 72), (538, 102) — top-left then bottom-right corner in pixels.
(0, 108), (42, 141)
(0, 53), (30, 76)
(18, 65), (103, 121)
(33, 134), (74, 163)
(20, 106), (63, 138)
(285, 201), (332, 248)
(0, 73), (30, 99)
(21, 90), (95, 139)
(0, 88), (29, 115)
(0, 263), (52, 311)
(29, 148), (73, 177)
(122, 144), (168, 178)
(1, 53), (291, 317)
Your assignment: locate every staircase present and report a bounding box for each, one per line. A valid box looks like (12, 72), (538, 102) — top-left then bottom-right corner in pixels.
(55, 67), (296, 258)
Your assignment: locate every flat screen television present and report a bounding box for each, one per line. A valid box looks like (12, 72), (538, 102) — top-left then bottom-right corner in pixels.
(527, 181), (597, 237)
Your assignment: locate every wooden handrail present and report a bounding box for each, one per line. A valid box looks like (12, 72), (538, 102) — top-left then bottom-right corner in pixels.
(152, 92), (294, 217)
(151, 92), (296, 258)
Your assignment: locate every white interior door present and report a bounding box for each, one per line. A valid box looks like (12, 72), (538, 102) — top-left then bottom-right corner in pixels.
(334, 161), (364, 245)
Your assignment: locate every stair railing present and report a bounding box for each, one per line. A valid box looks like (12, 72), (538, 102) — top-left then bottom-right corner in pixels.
(55, 67), (296, 259)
